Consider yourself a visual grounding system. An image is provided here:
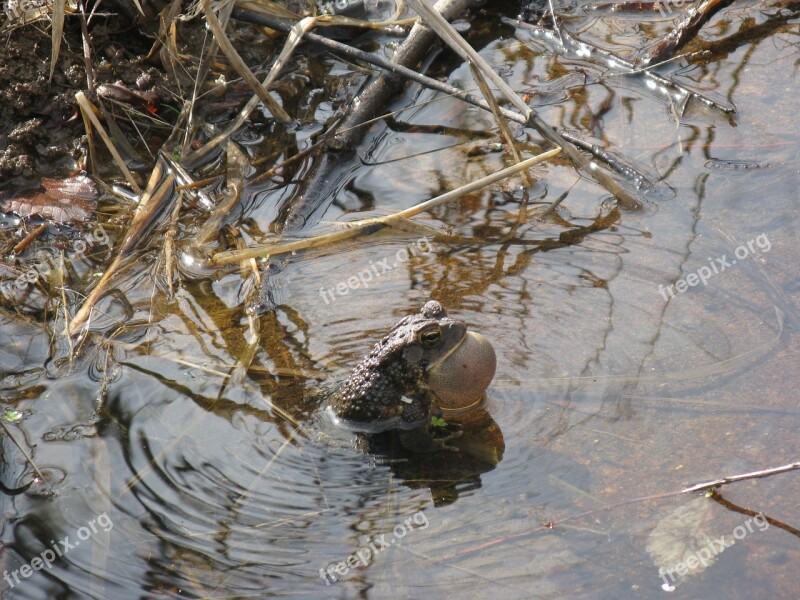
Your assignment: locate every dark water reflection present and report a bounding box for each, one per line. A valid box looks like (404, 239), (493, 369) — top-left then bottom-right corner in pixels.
(2, 2), (800, 598)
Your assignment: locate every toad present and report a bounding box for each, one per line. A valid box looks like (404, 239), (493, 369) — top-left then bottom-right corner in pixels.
(314, 301), (496, 452)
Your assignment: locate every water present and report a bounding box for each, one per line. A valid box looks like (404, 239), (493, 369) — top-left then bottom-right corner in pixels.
(2, 2), (799, 598)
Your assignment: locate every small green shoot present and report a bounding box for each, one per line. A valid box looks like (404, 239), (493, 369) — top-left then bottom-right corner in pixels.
(3, 409), (23, 423)
(430, 415), (446, 428)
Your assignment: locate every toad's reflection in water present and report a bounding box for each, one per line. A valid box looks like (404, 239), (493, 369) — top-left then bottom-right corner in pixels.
(369, 406), (506, 506)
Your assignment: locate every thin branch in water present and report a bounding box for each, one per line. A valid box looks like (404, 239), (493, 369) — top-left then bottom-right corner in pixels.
(441, 459), (800, 561)
(0, 420), (46, 481)
(681, 462), (800, 494)
(710, 490), (800, 538)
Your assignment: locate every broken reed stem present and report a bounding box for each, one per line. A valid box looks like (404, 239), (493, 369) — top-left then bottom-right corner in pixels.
(194, 141), (247, 246)
(201, 0), (290, 123)
(231, 6), (642, 210)
(507, 17), (734, 113)
(210, 147), (561, 266)
(49, 0), (66, 81)
(468, 63), (532, 188)
(75, 91), (142, 194)
(68, 165), (176, 336)
(407, 0), (643, 209)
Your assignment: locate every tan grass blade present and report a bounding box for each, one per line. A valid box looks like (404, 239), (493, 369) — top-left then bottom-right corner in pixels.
(49, 0), (67, 81)
(210, 147), (561, 266)
(202, 0), (291, 123)
(75, 92), (142, 193)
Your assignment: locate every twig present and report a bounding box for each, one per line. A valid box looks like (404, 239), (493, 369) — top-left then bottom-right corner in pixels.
(248, 131), (332, 185)
(681, 462), (800, 494)
(12, 223), (48, 254)
(0, 420), (46, 481)
(163, 154), (215, 211)
(711, 492), (800, 538)
(441, 459), (800, 561)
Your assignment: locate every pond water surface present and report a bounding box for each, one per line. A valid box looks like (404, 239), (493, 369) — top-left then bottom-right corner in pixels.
(1, 1), (799, 599)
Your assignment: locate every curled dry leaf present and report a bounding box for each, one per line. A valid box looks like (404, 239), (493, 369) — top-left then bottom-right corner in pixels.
(0, 174), (98, 224)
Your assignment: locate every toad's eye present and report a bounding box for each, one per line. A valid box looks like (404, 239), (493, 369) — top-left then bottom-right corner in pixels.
(420, 327), (441, 347)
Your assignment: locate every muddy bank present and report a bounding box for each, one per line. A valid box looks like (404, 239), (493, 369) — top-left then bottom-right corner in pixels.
(0, 4), (178, 181)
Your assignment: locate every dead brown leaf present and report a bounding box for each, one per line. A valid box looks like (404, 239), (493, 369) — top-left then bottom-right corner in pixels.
(1, 174), (98, 223)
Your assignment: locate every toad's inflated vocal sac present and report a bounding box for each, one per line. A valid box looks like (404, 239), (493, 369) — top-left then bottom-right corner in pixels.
(313, 301), (496, 452)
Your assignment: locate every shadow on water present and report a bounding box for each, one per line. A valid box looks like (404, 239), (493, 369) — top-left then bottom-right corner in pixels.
(2, 0), (800, 598)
